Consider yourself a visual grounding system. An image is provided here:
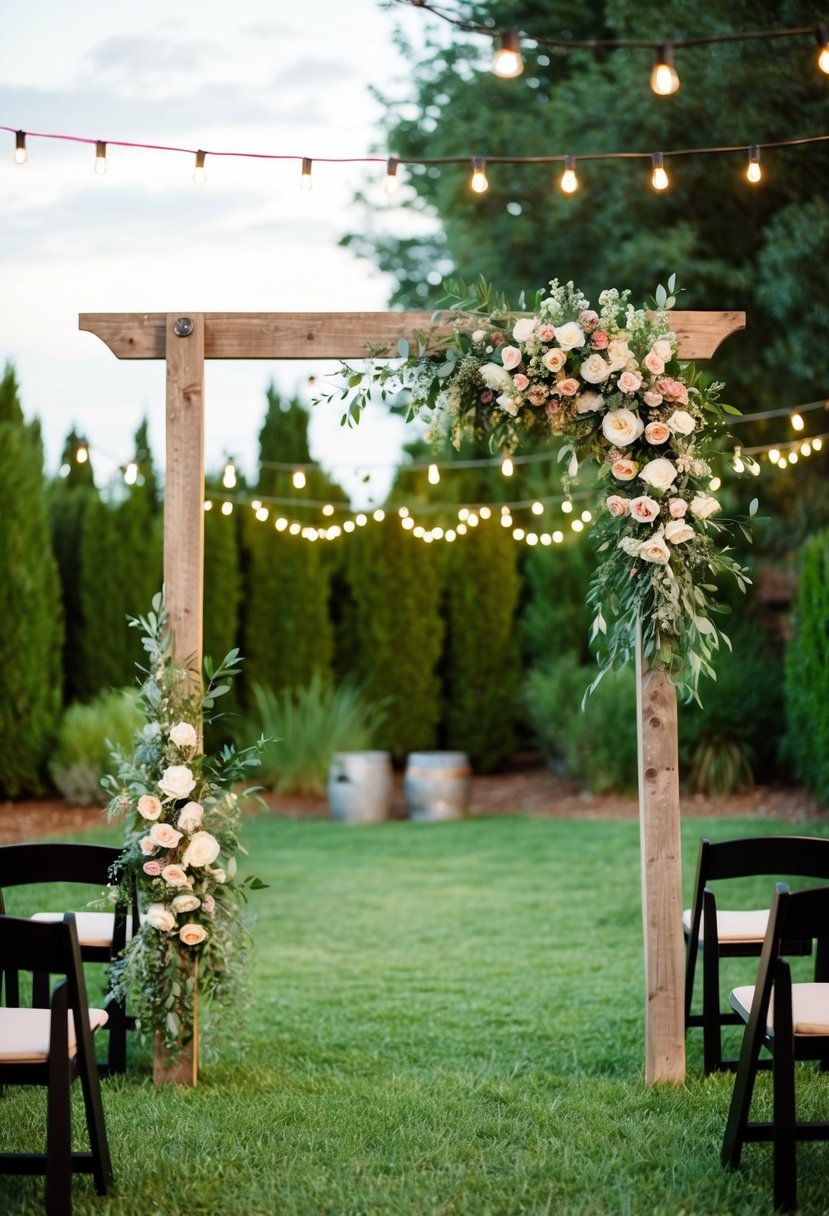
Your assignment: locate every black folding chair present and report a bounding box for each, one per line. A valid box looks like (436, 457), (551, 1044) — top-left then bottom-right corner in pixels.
(683, 836), (829, 1072)
(0, 842), (138, 1075)
(721, 882), (829, 1213)
(0, 912), (114, 1215)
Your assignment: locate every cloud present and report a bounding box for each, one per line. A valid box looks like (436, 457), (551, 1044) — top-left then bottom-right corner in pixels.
(83, 34), (211, 85)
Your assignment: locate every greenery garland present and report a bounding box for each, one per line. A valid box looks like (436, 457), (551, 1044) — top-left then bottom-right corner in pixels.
(320, 277), (754, 700)
(103, 592), (268, 1052)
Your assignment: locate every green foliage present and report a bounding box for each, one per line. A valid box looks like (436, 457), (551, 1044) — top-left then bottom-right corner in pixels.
(246, 675), (389, 795)
(0, 365), (63, 796)
(50, 687), (145, 806)
(784, 530), (829, 803)
(344, 515), (444, 760)
(524, 655), (638, 794)
(203, 497), (243, 740)
(48, 469), (98, 703)
(442, 520), (520, 771)
(521, 540), (595, 666)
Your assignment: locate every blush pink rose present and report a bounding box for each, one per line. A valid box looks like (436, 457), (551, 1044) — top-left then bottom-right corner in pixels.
(500, 345), (522, 370)
(138, 794), (162, 821)
(617, 370), (642, 394)
(579, 309), (599, 332)
(668, 498), (688, 518)
(536, 323), (556, 342)
(644, 421), (671, 445)
(527, 386), (547, 406)
(591, 330), (609, 350)
(606, 495), (629, 516)
(161, 864), (191, 888)
(143, 860), (162, 876)
(656, 377), (689, 405)
(139, 835), (157, 856)
(611, 458), (638, 481)
(149, 822), (183, 850)
(555, 378), (580, 397)
(512, 373), (529, 391)
(179, 923), (208, 947)
(644, 351), (665, 375)
(629, 495), (661, 523)
(643, 390), (663, 407)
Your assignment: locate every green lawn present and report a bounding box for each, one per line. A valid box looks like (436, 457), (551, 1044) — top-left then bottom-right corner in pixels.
(2, 813), (829, 1214)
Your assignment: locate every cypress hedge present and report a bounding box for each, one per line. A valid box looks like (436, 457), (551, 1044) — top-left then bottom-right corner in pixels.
(784, 529), (829, 802)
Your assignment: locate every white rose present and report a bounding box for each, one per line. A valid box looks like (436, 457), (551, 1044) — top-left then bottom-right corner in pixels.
(177, 801), (204, 832)
(149, 821), (183, 849)
(667, 410), (696, 436)
(579, 354), (610, 384)
(652, 338), (673, 361)
(496, 394), (519, 416)
(668, 498), (688, 518)
(629, 495), (661, 524)
(690, 492), (721, 519)
(606, 339), (631, 371)
(179, 923), (208, 947)
(171, 892), (201, 914)
(158, 765), (196, 801)
(639, 534), (672, 564)
(639, 458), (678, 491)
(169, 721), (198, 750)
(576, 391), (604, 414)
(512, 317), (536, 342)
(182, 830), (221, 869)
(553, 321), (585, 351)
(664, 519), (696, 544)
(139, 835), (157, 856)
(602, 409), (644, 447)
(146, 903), (176, 933)
(479, 362), (513, 393)
(471, 329), (486, 343)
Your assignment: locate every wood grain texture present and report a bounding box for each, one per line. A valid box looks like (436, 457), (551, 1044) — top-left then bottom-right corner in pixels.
(79, 310), (746, 361)
(636, 630), (686, 1085)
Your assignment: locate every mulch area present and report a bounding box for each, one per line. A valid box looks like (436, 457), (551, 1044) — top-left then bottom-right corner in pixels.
(0, 755), (825, 844)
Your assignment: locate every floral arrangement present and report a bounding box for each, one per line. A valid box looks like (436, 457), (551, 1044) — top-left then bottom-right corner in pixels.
(323, 276), (754, 700)
(103, 593), (267, 1052)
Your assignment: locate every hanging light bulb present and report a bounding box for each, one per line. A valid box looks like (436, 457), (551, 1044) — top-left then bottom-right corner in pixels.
(13, 130), (27, 165)
(93, 140), (108, 175)
(813, 437), (824, 451)
(492, 29), (523, 78)
(816, 25), (829, 74)
(651, 151), (669, 191)
(501, 455), (513, 477)
(768, 448), (781, 464)
(801, 441), (812, 457)
(470, 157), (488, 194)
(300, 157), (313, 191)
(746, 145), (762, 184)
(791, 412), (805, 432)
(560, 156), (578, 194)
(124, 461), (138, 485)
(193, 149), (207, 184)
(373, 509), (385, 521)
(203, 500), (213, 511)
(561, 500), (573, 514)
(732, 446), (745, 473)
(531, 501), (544, 515)
(76, 441), (89, 464)
(292, 469), (307, 489)
(222, 459), (236, 489)
(427, 463), (440, 485)
(221, 501), (233, 516)
(384, 156), (399, 194)
(650, 44), (680, 95)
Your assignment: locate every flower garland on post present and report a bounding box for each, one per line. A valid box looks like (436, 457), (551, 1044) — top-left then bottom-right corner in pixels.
(103, 592), (268, 1084)
(322, 276), (754, 700)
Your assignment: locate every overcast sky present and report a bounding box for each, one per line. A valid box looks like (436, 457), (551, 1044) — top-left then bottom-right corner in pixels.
(0, 0), (443, 504)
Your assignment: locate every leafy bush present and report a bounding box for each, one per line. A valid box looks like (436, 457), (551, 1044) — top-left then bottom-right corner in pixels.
(524, 656), (638, 795)
(784, 530), (829, 802)
(50, 688), (145, 805)
(248, 675), (388, 795)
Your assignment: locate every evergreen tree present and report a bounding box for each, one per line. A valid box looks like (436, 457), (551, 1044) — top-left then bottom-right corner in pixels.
(784, 530), (829, 803)
(0, 364), (64, 795)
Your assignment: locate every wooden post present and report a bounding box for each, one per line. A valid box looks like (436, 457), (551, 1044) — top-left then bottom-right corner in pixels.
(636, 626), (685, 1084)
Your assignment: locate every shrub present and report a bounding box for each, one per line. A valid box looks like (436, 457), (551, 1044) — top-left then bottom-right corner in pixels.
(247, 675), (389, 795)
(784, 529), (829, 802)
(50, 688), (145, 805)
(524, 656), (638, 795)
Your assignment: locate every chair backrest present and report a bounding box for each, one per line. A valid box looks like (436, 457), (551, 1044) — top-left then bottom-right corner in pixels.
(689, 835), (829, 916)
(0, 842), (123, 897)
(744, 881), (829, 1030)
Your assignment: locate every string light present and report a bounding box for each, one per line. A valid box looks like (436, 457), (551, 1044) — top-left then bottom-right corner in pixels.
(768, 448), (781, 463)
(300, 156), (313, 191)
(492, 29), (523, 78)
(255, 506), (269, 521)
(732, 446), (745, 473)
(501, 455), (514, 477)
(470, 157), (488, 194)
(124, 461), (138, 485)
(384, 156), (399, 194)
(561, 500), (573, 514)
(745, 145), (762, 183)
(427, 462), (440, 484)
(560, 156), (578, 194)
(292, 469), (307, 489)
(651, 151), (669, 191)
(94, 140), (107, 176)
(791, 412), (805, 431)
(222, 459), (237, 489)
(75, 442), (89, 464)
(203, 500), (213, 511)
(13, 130), (27, 165)
(817, 25), (829, 73)
(531, 501), (544, 515)
(192, 149), (207, 184)
(221, 501), (233, 516)
(650, 44), (680, 95)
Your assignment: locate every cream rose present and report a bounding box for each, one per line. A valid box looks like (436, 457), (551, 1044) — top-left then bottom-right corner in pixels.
(139, 834), (157, 856)
(138, 794), (163, 821)
(208, 866), (227, 884)
(643, 351), (665, 375)
(182, 830), (221, 869)
(479, 362), (513, 393)
(639, 533), (672, 564)
(606, 339), (631, 371)
(158, 764), (196, 801)
(541, 348), (566, 374)
(497, 394), (518, 416)
(179, 923), (208, 947)
(177, 801), (204, 832)
(643, 390), (663, 407)
(555, 378), (580, 397)
(668, 498), (688, 518)
(149, 822), (183, 849)
(602, 409), (644, 447)
(580, 353), (610, 384)
(644, 421), (671, 445)
(512, 317), (536, 343)
(169, 721), (198, 750)
(500, 345), (522, 370)
(690, 492), (721, 519)
(639, 458), (678, 491)
(161, 864), (190, 888)
(652, 338), (673, 361)
(553, 321), (585, 351)
(576, 391), (604, 414)
(629, 495), (661, 524)
(606, 495), (629, 517)
(146, 903), (176, 933)
(667, 409), (696, 435)
(611, 458), (638, 481)
(171, 892), (201, 914)
(471, 329), (486, 344)
(617, 370), (642, 394)
(664, 519), (696, 544)
(513, 373), (529, 391)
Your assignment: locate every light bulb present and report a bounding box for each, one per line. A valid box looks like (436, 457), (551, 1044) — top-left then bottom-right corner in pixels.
(427, 463), (440, 484)
(650, 45), (680, 95)
(732, 448), (745, 473)
(801, 442), (812, 456)
(221, 501), (233, 516)
(13, 130), (27, 165)
(76, 443), (89, 464)
(471, 157), (488, 194)
(222, 460), (236, 489)
(572, 519), (584, 532)
(193, 149), (207, 184)
(373, 509), (385, 521)
(501, 455), (513, 477)
(789, 451), (798, 464)
(292, 469), (306, 489)
(746, 145), (761, 184)
(124, 461), (138, 485)
(493, 30), (523, 78)
(479, 506), (491, 519)
(256, 506), (269, 521)
(501, 515), (512, 528)
(581, 510), (592, 522)
(203, 500), (212, 511)
(531, 501), (544, 515)
(322, 503), (335, 516)
(300, 157), (312, 191)
(814, 438), (824, 451)
(561, 500), (573, 514)
(384, 156), (399, 194)
(553, 530), (563, 543)
(768, 448), (781, 464)
(791, 412), (805, 432)
(275, 517), (288, 531)
(560, 156), (578, 194)
(95, 140), (107, 176)
(709, 477), (722, 491)
(512, 528), (525, 541)
(651, 152), (669, 191)
(816, 25), (829, 73)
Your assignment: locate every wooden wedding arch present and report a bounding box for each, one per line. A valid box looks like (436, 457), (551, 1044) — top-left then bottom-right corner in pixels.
(80, 307), (745, 1085)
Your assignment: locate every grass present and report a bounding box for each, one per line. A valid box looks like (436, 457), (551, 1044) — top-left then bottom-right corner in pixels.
(3, 812), (829, 1214)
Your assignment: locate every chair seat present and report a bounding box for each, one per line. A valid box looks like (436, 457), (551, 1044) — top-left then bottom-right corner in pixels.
(730, 982), (829, 1035)
(31, 911), (135, 948)
(0, 1006), (109, 1062)
(683, 906), (769, 943)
